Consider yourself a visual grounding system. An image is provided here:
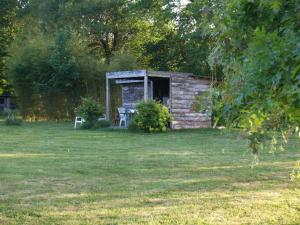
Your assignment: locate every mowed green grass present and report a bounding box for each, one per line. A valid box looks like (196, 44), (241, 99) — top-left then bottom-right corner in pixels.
(0, 122), (299, 225)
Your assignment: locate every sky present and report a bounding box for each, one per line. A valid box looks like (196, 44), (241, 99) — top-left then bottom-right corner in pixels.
(180, 0), (190, 6)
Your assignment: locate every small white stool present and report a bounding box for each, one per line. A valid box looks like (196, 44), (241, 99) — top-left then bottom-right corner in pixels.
(74, 116), (85, 128)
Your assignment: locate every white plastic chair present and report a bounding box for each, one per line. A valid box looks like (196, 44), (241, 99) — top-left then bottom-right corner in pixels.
(74, 116), (85, 128)
(118, 107), (127, 127)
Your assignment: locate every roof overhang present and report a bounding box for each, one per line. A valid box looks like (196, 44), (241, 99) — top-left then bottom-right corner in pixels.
(115, 79), (144, 84)
(106, 70), (208, 80)
(106, 70), (146, 79)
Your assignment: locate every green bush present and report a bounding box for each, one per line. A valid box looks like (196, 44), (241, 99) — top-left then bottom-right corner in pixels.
(76, 98), (104, 129)
(127, 120), (140, 132)
(134, 100), (170, 132)
(7, 29), (105, 120)
(5, 118), (22, 126)
(96, 120), (111, 129)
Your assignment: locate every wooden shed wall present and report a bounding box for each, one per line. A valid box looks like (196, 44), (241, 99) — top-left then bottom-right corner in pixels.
(121, 82), (153, 108)
(121, 83), (144, 108)
(170, 75), (211, 129)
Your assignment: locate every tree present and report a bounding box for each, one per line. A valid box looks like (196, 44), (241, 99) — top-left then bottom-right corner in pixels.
(65, 0), (138, 63)
(7, 29), (104, 119)
(141, 0), (222, 77)
(174, 0), (217, 76)
(204, 0), (300, 155)
(0, 0), (18, 95)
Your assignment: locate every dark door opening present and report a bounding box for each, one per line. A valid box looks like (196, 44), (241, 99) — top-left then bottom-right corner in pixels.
(152, 77), (170, 107)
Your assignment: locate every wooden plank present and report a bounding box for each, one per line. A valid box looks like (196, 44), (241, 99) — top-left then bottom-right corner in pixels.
(171, 86), (209, 93)
(149, 80), (153, 99)
(171, 102), (193, 108)
(115, 79), (144, 84)
(144, 74), (148, 100)
(172, 113), (208, 118)
(171, 121), (211, 129)
(172, 113), (209, 118)
(171, 99), (195, 103)
(172, 120), (211, 125)
(172, 117), (210, 122)
(169, 76), (172, 115)
(171, 95), (197, 100)
(171, 99), (191, 104)
(171, 105), (192, 110)
(172, 123), (211, 129)
(106, 70), (146, 79)
(171, 81), (210, 86)
(171, 84), (210, 90)
(172, 83), (210, 89)
(171, 91), (198, 96)
(148, 71), (170, 78)
(148, 71), (193, 78)
(172, 76), (210, 83)
(175, 112), (207, 117)
(171, 104), (194, 109)
(106, 77), (110, 120)
(171, 108), (191, 113)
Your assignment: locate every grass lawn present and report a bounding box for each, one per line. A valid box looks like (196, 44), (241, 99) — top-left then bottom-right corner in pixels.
(0, 122), (299, 225)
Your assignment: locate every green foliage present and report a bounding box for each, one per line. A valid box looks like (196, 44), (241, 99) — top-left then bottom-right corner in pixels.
(45, 30), (80, 93)
(95, 120), (111, 129)
(205, 0), (300, 155)
(108, 52), (139, 72)
(193, 87), (227, 127)
(143, 32), (185, 72)
(65, 0), (141, 63)
(134, 100), (170, 132)
(240, 111), (267, 155)
(230, 28), (299, 154)
(7, 28), (103, 119)
(76, 97), (104, 129)
(3, 0), (216, 121)
(4, 117), (22, 126)
(290, 161), (300, 182)
(193, 90), (212, 116)
(13, 29), (81, 95)
(0, 0), (18, 95)
(127, 120), (141, 132)
(175, 2), (213, 76)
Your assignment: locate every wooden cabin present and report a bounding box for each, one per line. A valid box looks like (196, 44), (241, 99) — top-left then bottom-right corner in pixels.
(0, 92), (12, 111)
(106, 70), (211, 129)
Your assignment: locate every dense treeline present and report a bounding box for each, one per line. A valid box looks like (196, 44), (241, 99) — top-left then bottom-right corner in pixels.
(3, 0), (213, 119)
(0, 0), (18, 95)
(1, 1), (299, 148)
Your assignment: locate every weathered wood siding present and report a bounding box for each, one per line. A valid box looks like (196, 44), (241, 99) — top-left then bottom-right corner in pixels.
(170, 75), (211, 129)
(121, 82), (153, 108)
(121, 83), (144, 108)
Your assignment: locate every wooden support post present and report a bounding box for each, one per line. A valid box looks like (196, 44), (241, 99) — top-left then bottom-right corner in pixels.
(149, 80), (153, 100)
(144, 74), (148, 101)
(5, 97), (10, 109)
(106, 77), (110, 120)
(169, 77), (173, 129)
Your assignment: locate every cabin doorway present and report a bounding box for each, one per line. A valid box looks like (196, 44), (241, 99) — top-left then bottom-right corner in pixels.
(151, 77), (170, 107)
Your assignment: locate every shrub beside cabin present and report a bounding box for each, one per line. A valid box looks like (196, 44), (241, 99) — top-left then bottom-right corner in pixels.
(106, 70), (211, 129)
